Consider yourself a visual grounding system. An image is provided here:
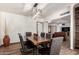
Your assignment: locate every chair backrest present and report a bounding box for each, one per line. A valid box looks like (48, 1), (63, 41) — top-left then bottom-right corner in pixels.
(52, 32), (66, 41)
(40, 32), (45, 38)
(46, 33), (51, 39)
(18, 33), (25, 49)
(26, 32), (32, 37)
(50, 37), (63, 55)
(33, 33), (38, 36)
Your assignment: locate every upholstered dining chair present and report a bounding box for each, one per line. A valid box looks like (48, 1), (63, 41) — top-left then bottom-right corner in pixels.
(52, 32), (66, 41)
(50, 37), (63, 55)
(18, 33), (34, 55)
(26, 32), (32, 37)
(38, 37), (63, 55)
(46, 33), (51, 39)
(26, 32), (34, 47)
(40, 32), (45, 38)
(39, 33), (51, 50)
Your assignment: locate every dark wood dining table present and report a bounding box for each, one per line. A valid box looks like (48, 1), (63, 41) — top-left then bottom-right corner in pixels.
(27, 36), (51, 55)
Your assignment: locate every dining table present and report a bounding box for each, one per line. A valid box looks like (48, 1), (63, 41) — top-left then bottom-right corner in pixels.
(27, 36), (51, 55)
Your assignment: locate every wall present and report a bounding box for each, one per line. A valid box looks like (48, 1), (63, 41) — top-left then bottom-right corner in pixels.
(57, 22), (70, 32)
(0, 12), (37, 45)
(37, 22), (48, 35)
(36, 18), (48, 35)
(70, 4), (76, 49)
(44, 22), (48, 33)
(51, 26), (57, 33)
(0, 12), (6, 45)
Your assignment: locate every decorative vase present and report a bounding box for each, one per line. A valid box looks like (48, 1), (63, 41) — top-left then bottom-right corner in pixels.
(3, 35), (10, 47)
(33, 33), (38, 41)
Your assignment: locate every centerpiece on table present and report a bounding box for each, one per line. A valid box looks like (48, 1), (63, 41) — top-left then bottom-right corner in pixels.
(33, 33), (38, 41)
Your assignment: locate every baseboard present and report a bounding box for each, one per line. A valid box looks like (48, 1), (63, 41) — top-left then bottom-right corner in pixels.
(10, 42), (20, 45)
(0, 42), (20, 47)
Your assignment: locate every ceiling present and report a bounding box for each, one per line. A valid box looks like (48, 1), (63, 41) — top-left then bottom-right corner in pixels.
(50, 15), (70, 24)
(0, 3), (72, 18)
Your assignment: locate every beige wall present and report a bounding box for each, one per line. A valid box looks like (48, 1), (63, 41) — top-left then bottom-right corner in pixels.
(0, 12), (37, 45)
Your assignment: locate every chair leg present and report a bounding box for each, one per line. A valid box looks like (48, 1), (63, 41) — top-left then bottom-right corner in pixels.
(20, 48), (27, 55)
(33, 47), (38, 55)
(33, 48), (36, 55)
(20, 51), (26, 55)
(32, 48), (34, 55)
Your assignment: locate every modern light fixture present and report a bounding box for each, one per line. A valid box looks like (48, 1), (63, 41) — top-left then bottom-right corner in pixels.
(23, 3), (47, 20)
(32, 3), (42, 19)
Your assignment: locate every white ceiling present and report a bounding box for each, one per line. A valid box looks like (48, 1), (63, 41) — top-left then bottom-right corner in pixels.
(42, 3), (72, 18)
(50, 15), (70, 24)
(0, 3), (72, 18)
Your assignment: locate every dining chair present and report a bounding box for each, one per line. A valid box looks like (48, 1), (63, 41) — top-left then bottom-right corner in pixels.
(18, 33), (34, 55)
(26, 32), (33, 45)
(26, 32), (32, 37)
(38, 37), (63, 55)
(40, 32), (45, 38)
(46, 33), (51, 39)
(50, 37), (63, 55)
(33, 33), (38, 36)
(52, 32), (66, 41)
(39, 33), (51, 50)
